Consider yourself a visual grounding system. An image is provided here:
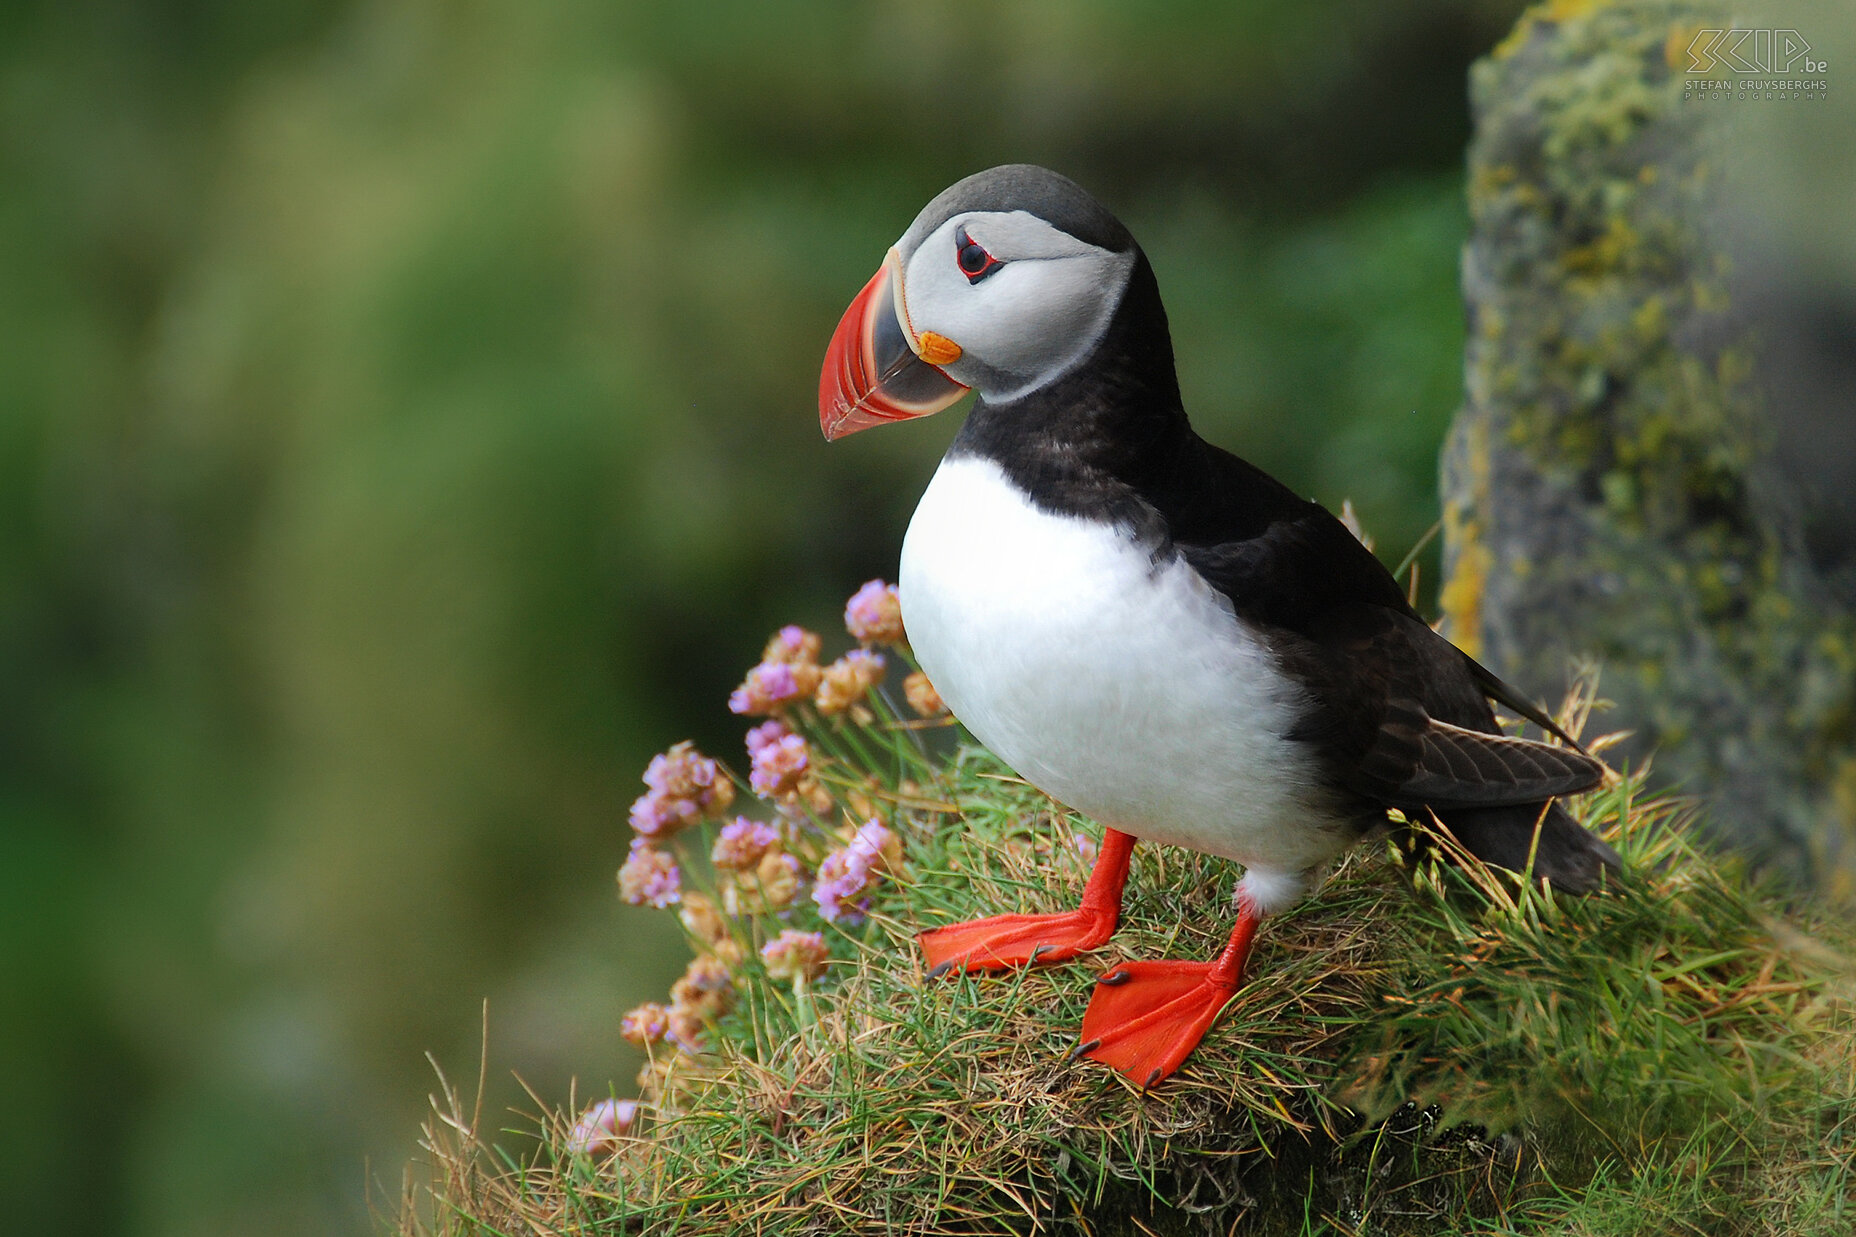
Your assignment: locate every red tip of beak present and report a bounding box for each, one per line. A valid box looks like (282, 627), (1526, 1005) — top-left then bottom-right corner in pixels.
(819, 256), (968, 440)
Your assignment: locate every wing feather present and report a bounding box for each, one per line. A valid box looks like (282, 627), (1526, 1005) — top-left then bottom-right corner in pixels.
(1160, 442), (1607, 814)
(1392, 718), (1605, 810)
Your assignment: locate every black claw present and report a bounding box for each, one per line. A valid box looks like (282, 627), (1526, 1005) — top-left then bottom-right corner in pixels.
(926, 961), (956, 980)
(1028, 944), (1049, 963)
(1070, 1039), (1102, 1060)
(1143, 1068), (1162, 1089)
(1097, 969), (1131, 987)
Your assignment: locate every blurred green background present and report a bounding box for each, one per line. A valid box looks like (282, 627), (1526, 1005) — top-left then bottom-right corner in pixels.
(0, 1), (1529, 1232)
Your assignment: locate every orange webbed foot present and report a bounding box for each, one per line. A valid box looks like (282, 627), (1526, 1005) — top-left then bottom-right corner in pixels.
(919, 906), (1118, 975)
(918, 828), (1136, 977)
(1073, 901), (1262, 1086)
(1074, 959), (1240, 1085)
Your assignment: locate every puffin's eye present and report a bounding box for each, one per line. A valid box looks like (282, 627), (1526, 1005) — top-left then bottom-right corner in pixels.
(954, 225), (1002, 284)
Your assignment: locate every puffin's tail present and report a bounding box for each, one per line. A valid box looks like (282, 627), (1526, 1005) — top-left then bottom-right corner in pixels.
(1434, 799), (1621, 894)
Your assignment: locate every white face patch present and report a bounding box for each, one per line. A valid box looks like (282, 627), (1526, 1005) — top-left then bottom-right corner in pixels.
(897, 210), (1135, 402)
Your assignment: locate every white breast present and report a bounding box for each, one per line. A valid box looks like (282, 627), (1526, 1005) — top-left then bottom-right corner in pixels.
(898, 455), (1353, 910)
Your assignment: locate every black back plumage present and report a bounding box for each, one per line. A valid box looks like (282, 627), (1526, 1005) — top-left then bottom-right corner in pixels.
(951, 245), (1620, 893)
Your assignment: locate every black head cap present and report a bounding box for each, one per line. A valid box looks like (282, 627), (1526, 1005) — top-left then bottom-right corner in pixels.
(898, 165), (1135, 257)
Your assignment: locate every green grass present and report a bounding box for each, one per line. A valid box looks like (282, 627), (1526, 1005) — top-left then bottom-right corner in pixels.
(396, 658), (1855, 1236)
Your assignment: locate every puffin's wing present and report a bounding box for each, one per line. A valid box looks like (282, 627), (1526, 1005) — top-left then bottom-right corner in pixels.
(1391, 718), (1606, 809)
(1179, 544), (1599, 813)
(1167, 452), (1604, 809)
(1264, 604), (1604, 810)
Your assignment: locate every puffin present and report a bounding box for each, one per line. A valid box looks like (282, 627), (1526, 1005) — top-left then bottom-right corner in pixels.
(817, 165), (1618, 1087)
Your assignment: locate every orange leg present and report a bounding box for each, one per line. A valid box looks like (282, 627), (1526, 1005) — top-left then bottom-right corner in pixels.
(1074, 898), (1261, 1087)
(919, 829), (1136, 975)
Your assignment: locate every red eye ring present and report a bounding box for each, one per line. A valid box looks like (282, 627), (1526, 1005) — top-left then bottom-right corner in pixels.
(954, 225), (1002, 284)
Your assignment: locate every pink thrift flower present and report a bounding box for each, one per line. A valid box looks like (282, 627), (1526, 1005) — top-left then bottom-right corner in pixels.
(567, 1098), (640, 1157)
(812, 819), (898, 923)
(621, 1001), (672, 1048)
(628, 787), (699, 839)
(618, 840), (681, 908)
(642, 741), (720, 800)
(749, 729), (810, 798)
(737, 850), (803, 913)
(812, 851), (868, 924)
(678, 893), (730, 951)
(815, 649), (886, 715)
(728, 660), (816, 716)
(630, 741), (733, 839)
(666, 1004), (708, 1051)
(903, 670), (945, 717)
(850, 818), (899, 870)
(744, 719), (788, 759)
(711, 818), (781, 871)
(761, 930), (829, 982)
(762, 625), (822, 666)
(844, 579), (906, 645)
(671, 956), (735, 1018)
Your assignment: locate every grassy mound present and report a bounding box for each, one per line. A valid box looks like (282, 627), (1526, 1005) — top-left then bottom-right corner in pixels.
(397, 622), (1854, 1235)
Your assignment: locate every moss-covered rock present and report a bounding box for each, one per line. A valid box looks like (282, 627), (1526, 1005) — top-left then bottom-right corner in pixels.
(1441, 0), (1856, 899)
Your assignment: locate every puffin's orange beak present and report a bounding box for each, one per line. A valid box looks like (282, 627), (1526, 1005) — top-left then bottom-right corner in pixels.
(819, 250), (968, 440)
